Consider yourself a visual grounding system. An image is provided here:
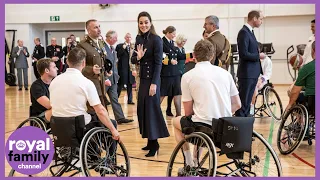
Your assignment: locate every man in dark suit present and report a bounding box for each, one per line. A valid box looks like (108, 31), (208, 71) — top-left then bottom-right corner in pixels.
(105, 30), (133, 124)
(31, 37), (45, 79)
(46, 38), (64, 74)
(235, 10), (266, 117)
(116, 33), (135, 104)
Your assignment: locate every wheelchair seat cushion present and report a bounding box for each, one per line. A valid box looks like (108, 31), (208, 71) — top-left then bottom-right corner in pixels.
(180, 116), (212, 135)
(50, 115), (85, 148)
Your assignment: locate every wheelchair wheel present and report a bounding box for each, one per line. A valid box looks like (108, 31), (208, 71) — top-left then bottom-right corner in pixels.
(277, 104), (308, 155)
(264, 87), (283, 121)
(16, 117), (47, 132)
(8, 147), (73, 177)
(80, 128), (130, 177)
(167, 132), (217, 177)
(247, 131), (282, 176)
(253, 90), (267, 118)
(215, 130), (282, 177)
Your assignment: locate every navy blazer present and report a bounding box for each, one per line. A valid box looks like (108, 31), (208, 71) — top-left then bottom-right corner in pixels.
(131, 31), (163, 85)
(161, 37), (180, 77)
(116, 43), (135, 84)
(237, 25), (262, 79)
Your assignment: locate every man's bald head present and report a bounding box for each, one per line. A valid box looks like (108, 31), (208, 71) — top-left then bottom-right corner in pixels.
(51, 38), (57, 46)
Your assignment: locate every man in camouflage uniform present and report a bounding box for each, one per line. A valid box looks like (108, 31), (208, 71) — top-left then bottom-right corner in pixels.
(77, 19), (111, 112)
(204, 15), (231, 70)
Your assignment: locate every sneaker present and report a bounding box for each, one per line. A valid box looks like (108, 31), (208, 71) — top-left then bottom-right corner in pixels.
(177, 166), (199, 177)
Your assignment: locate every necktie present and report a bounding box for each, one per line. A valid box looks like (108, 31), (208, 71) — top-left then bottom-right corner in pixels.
(252, 30), (255, 36)
(127, 45), (130, 53)
(110, 46), (114, 54)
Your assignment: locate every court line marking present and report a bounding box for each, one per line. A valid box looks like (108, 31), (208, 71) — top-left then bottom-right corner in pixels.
(292, 153), (315, 169)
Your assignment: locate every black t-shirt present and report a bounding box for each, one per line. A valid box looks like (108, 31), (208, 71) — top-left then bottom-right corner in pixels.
(30, 78), (50, 116)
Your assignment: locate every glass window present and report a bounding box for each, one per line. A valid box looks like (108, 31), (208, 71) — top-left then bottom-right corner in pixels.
(61, 37), (66, 47)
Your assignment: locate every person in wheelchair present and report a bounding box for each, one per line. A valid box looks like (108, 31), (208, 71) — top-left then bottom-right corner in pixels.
(172, 39), (241, 167)
(30, 58), (58, 121)
(49, 47), (120, 140)
(250, 42), (273, 115)
(286, 41), (315, 115)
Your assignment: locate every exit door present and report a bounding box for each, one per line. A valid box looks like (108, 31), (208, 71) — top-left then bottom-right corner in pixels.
(46, 30), (85, 47)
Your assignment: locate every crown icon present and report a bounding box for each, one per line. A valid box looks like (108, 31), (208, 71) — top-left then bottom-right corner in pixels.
(17, 142), (25, 148)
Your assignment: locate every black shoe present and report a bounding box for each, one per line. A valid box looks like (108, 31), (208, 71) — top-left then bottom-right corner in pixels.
(145, 142), (160, 157)
(142, 140), (151, 150)
(18, 88), (22, 91)
(145, 140), (159, 157)
(25, 87), (28, 90)
(166, 111), (174, 117)
(142, 146), (150, 150)
(117, 118), (134, 124)
(128, 101), (135, 105)
(145, 149), (159, 157)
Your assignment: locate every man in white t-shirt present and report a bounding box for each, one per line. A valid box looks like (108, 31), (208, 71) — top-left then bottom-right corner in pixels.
(172, 39), (241, 168)
(49, 47), (120, 141)
(301, 19), (315, 66)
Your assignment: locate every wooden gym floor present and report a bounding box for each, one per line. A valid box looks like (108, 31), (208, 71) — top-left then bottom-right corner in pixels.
(5, 84), (315, 177)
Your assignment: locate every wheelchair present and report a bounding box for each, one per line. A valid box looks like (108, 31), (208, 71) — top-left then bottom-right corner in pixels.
(277, 95), (315, 155)
(253, 82), (283, 121)
(167, 117), (282, 177)
(8, 114), (130, 177)
(14, 106), (51, 132)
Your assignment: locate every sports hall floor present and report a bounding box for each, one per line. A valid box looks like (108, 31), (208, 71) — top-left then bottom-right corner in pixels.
(5, 84), (315, 177)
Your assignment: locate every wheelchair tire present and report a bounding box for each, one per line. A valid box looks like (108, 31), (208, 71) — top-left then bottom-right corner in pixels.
(249, 131), (282, 177)
(277, 104), (308, 155)
(16, 117), (47, 132)
(264, 87), (283, 121)
(167, 133), (216, 177)
(80, 128), (130, 177)
(6, 73), (16, 86)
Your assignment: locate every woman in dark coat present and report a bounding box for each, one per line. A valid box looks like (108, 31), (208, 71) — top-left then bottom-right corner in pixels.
(131, 11), (170, 157)
(160, 26), (182, 117)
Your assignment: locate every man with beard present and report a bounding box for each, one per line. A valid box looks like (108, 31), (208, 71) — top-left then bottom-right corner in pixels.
(77, 19), (111, 112)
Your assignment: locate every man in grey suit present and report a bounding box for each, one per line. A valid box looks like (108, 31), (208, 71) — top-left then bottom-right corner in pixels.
(12, 40), (30, 91)
(105, 30), (133, 124)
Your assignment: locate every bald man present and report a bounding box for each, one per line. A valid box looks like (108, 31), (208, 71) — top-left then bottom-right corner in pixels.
(46, 38), (64, 74)
(11, 39), (30, 90)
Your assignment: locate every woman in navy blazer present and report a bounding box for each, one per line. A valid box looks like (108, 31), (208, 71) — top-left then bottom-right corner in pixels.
(131, 11), (170, 157)
(235, 10), (265, 117)
(160, 26), (182, 117)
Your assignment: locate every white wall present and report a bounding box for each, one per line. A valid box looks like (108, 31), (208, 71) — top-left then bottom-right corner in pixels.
(32, 23), (85, 45)
(5, 4), (315, 84)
